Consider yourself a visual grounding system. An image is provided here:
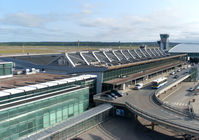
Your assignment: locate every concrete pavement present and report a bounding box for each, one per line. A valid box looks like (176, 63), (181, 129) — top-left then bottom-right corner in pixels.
(78, 117), (182, 140)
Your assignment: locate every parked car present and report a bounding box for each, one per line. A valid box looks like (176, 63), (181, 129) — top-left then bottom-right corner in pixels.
(112, 90), (123, 97)
(101, 94), (114, 100)
(134, 83), (143, 90)
(188, 87), (194, 92)
(110, 93), (118, 98)
(173, 75), (179, 79)
(177, 69), (181, 72)
(170, 71), (175, 75)
(106, 93), (117, 99)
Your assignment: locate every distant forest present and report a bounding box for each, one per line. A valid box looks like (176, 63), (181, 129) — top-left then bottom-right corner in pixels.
(0, 41), (179, 48)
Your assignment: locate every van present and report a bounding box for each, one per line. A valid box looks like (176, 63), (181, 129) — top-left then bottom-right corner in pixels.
(134, 83), (143, 90)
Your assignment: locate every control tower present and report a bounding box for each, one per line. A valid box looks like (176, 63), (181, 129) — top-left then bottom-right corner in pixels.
(160, 34), (169, 51)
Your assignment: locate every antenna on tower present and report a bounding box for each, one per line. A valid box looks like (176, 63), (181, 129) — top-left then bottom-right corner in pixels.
(78, 40), (80, 48)
(22, 44), (24, 54)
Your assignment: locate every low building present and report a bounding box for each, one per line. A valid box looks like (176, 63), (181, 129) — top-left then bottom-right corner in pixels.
(0, 72), (96, 140)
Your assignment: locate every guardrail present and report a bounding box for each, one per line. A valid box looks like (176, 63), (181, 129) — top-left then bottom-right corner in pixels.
(153, 73), (199, 120)
(125, 101), (199, 136)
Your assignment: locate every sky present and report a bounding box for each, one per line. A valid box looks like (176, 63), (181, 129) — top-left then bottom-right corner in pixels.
(0, 0), (199, 42)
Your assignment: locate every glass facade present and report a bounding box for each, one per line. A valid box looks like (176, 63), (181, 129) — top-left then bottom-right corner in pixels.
(188, 53), (199, 57)
(103, 58), (181, 81)
(0, 62), (12, 77)
(0, 87), (89, 140)
(43, 106), (112, 140)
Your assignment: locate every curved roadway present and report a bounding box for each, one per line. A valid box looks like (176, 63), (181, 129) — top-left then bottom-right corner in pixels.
(113, 73), (199, 136)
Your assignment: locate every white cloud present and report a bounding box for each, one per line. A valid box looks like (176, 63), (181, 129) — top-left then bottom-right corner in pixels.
(1, 4), (199, 42)
(77, 7), (199, 42)
(0, 12), (49, 28)
(81, 3), (94, 15)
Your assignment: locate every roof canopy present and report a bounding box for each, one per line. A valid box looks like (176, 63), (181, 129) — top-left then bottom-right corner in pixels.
(169, 44), (199, 53)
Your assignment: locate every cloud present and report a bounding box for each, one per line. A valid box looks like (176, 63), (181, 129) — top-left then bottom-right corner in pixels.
(81, 3), (94, 15)
(0, 12), (70, 29)
(0, 12), (49, 28)
(78, 7), (199, 42)
(1, 4), (199, 42)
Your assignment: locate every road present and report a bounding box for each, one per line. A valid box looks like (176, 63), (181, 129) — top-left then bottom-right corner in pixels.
(110, 68), (199, 136)
(79, 117), (182, 140)
(163, 82), (197, 108)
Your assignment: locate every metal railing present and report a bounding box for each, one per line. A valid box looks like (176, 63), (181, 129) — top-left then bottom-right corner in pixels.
(153, 73), (199, 119)
(125, 101), (199, 136)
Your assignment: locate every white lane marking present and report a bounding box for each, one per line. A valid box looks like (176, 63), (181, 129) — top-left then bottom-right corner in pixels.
(162, 87), (180, 101)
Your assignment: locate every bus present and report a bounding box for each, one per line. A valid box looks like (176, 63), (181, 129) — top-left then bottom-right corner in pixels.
(151, 77), (167, 89)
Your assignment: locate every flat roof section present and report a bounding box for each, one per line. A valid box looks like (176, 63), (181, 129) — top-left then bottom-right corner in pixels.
(0, 73), (65, 90)
(0, 73), (97, 91)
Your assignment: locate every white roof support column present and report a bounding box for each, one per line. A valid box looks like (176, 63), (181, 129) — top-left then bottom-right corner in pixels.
(157, 48), (164, 56)
(149, 49), (157, 57)
(127, 50), (136, 59)
(103, 51), (112, 62)
(153, 48), (161, 56)
(92, 51), (101, 62)
(80, 52), (90, 65)
(65, 53), (76, 67)
(112, 50), (120, 61)
(120, 50), (128, 60)
(139, 48), (147, 58)
(134, 50), (142, 59)
(145, 49), (152, 57)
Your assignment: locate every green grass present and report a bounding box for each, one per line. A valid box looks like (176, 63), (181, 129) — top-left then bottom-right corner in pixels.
(0, 45), (157, 55)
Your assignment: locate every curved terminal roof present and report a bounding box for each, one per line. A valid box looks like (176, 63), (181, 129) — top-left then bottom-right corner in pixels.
(169, 44), (199, 53)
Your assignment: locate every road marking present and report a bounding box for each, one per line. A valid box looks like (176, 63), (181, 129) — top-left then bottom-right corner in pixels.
(162, 87), (181, 101)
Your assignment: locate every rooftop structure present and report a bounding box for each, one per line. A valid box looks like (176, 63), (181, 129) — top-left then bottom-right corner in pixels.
(0, 73), (95, 90)
(169, 43), (199, 62)
(0, 47), (186, 92)
(1, 47), (168, 69)
(169, 44), (199, 53)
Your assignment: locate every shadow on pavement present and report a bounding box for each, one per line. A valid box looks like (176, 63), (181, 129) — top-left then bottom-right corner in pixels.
(97, 117), (183, 140)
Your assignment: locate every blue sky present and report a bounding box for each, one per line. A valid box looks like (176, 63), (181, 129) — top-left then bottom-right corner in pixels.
(0, 0), (199, 42)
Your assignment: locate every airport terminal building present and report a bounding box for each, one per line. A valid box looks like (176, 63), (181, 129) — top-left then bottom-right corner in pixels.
(0, 45), (188, 139)
(0, 68), (97, 140)
(1, 46), (186, 93)
(169, 43), (199, 62)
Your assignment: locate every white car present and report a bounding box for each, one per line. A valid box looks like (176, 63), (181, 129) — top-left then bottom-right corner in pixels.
(134, 83), (143, 90)
(170, 71), (175, 75)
